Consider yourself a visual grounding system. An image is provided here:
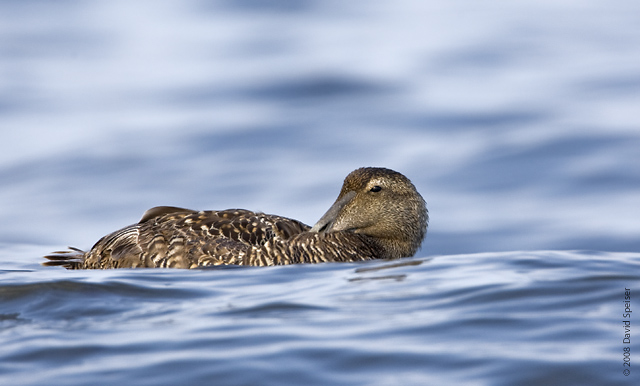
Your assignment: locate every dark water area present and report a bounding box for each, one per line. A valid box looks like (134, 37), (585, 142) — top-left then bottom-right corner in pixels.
(2, 250), (638, 386)
(1, 0), (639, 385)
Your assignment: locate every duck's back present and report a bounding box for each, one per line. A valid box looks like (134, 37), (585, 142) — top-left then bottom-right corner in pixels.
(79, 207), (311, 269)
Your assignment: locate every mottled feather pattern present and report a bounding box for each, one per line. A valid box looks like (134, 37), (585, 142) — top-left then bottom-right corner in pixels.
(45, 168), (428, 269)
(78, 210), (312, 269)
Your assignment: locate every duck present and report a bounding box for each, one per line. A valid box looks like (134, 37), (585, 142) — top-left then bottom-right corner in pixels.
(44, 167), (428, 269)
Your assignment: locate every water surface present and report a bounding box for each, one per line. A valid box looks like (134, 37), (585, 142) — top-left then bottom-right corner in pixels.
(1, 250), (638, 385)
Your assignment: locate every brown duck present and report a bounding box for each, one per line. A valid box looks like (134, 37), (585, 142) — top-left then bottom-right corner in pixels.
(45, 167), (428, 269)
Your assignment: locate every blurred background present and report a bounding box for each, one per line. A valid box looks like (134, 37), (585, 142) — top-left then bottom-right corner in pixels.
(1, 0), (639, 258)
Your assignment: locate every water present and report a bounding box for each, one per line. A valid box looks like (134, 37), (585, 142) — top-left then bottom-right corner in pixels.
(1, 0), (639, 385)
(1, 250), (638, 385)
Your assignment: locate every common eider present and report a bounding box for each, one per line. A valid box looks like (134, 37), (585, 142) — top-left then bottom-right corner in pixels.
(45, 167), (428, 269)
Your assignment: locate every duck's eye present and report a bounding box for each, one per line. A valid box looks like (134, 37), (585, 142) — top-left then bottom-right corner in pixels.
(370, 186), (382, 193)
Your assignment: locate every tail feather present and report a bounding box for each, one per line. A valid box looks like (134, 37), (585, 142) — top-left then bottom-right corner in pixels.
(43, 247), (86, 269)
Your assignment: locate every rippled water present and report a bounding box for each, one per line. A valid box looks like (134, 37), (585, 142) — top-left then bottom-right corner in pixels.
(1, 0), (639, 385)
(1, 250), (638, 385)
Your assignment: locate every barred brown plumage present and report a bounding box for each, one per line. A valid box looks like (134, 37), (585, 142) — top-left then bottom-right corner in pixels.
(44, 167), (428, 269)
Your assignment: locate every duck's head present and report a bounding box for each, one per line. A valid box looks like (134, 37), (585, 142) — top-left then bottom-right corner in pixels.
(310, 167), (428, 258)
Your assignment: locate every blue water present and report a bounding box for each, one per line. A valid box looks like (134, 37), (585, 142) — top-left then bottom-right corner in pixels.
(2, 250), (639, 386)
(1, 0), (639, 385)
